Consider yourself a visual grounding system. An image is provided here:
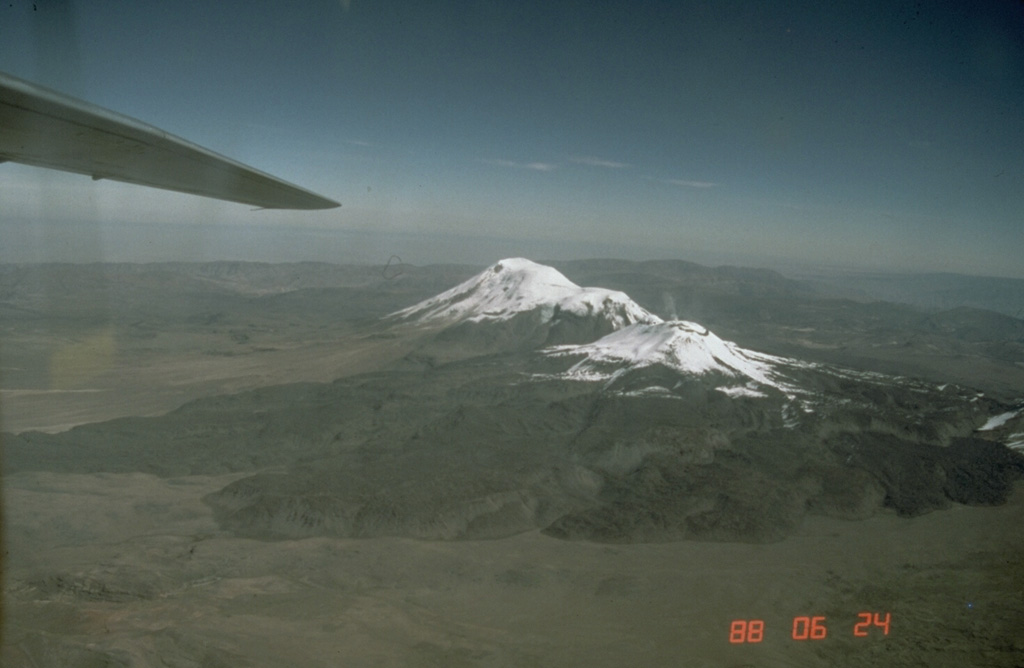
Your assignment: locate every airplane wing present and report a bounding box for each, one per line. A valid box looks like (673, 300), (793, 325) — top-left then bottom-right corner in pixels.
(0, 71), (340, 210)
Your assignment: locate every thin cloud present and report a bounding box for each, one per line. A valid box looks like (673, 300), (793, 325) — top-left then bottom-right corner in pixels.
(570, 156), (630, 169)
(481, 159), (558, 172)
(663, 178), (718, 188)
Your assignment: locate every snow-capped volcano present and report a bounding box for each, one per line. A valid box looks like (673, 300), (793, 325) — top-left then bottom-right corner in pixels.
(546, 320), (808, 396)
(390, 258), (659, 327)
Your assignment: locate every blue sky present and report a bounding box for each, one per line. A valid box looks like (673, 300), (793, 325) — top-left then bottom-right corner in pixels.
(1, 0), (1022, 277)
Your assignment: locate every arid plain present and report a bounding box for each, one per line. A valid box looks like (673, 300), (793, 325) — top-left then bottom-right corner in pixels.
(3, 261), (1023, 667)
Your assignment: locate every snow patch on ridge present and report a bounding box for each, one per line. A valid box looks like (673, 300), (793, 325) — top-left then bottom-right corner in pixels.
(389, 258), (660, 328)
(717, 384), (769, 399)
(978, 410), (1020, 431)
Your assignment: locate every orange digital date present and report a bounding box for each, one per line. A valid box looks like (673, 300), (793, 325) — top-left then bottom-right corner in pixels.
(728, 612), (890, 643)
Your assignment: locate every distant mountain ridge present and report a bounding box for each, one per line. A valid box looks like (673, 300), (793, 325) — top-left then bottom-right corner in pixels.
(787, 269), (1024, 318)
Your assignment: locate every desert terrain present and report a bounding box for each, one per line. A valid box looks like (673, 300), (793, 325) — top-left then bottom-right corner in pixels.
(3, 260), (1023, 667)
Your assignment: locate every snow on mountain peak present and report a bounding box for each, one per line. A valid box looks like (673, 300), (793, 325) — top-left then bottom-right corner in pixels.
(546, 320), (804, 394)
(389, 258), (661, 328)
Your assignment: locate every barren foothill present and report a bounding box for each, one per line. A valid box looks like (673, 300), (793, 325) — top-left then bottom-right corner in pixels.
(3, 469), (1022, 667)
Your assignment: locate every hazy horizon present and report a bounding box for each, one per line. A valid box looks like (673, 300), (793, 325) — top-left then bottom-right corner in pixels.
(4, 213), (1024, 284)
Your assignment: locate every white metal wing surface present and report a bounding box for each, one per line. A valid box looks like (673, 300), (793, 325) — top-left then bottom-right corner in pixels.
(0, 71), (340, 210)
